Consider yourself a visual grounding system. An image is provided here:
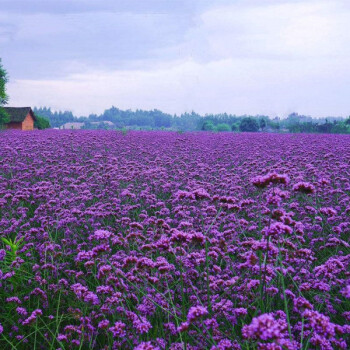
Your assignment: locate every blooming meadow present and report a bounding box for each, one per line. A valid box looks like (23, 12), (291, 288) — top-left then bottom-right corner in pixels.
(0, 130), (349, 350)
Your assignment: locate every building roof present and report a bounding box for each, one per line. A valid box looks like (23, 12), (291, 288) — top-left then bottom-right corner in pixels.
(3, 107), (36, 123)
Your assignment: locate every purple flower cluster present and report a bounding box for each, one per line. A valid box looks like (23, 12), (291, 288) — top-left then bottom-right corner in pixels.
(252, 172), (290, 188)
(0, 130), (349, 349)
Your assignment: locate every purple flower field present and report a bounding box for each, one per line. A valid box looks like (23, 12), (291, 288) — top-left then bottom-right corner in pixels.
(0, 130), (349, 349)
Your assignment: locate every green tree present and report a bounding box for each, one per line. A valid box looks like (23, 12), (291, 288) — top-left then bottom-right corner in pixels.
(316, 121), (333, 133)
(0, 58), (10, 127)
(231, 123), (239, 132)
(34, 115), (51, 129)
(259, 118), (266, 131)
(268, 120), (280, 131)
(239, 117), (259, 132)
(216, 123), (231, 132)
(201, 120), (215, 131)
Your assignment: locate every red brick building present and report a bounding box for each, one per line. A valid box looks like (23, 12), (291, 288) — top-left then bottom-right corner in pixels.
(3, 107), (36, 130)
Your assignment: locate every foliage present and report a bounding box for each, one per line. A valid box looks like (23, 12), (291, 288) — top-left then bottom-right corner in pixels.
(287, 119), (350, 134)
(0, 108), (10, 128)
(0, 58), (8, 106)
(259, 118), (266, 130)
(239, 117), (259, 132)
(0, 58), (9, 126)
(201, 121), (215, 131)
(216, 123), (231, 132)
(231, 123), (239, 131)
(33, 107), (76, 128)
(1, 236), (24, 263)
(34, 114), (51, 130)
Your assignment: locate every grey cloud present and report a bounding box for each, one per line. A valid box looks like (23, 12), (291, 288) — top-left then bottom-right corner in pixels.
(2, 0), (350, 117)
(0, 0), (209, 15)
(0, 9), (194, 79)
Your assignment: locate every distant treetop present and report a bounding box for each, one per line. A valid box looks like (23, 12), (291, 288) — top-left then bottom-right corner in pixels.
(33, 106), (350, 134)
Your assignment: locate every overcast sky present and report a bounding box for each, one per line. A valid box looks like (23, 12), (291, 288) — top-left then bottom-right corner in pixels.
(1, 0), (349, 117)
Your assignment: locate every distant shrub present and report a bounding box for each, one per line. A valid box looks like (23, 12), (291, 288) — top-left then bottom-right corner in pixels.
(202, 121), (215, 131)
(34, 114), (51, 129)
(239, 117), (259, 132)
(216, 123), (231, 132)
(259, 118), (266, 131)
(231, 123), (239, 132)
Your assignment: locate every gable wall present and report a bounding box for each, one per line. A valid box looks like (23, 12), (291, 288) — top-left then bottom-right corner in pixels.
(22, 113), (35, 130)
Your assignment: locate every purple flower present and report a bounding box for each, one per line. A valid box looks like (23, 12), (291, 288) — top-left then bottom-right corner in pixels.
(187, 306), (208, 323)
(57, 334), (68, 342)
(252, 173), (290, 188)
(242, 312), (289, 341)
(0, 249), (6, 261)
(16, 307), (28, 316)
(93, 229), (112, 240)
(6, 296), (22, 304)
(71, 283), (100, 305)
(293, 182), (315, 194)
(22, 309), (43, 326)
(341, 285), (350, 298)
(262, 222), (292, 237)
(109, 321), (126, 337)
(1, 130), (350, 348)
(134, 341), (160, 350)
(98, 319), (110, 329)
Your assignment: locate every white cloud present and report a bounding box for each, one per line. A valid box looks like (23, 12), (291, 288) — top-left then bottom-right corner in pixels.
(182, 0), (350, 60)
(5, 0), (350, 117)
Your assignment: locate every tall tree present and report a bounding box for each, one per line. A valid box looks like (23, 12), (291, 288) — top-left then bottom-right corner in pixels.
(259, 118), (266, 131)
(34, 115), (51, 130)
(239, 117), (259, 132)
(0, 58), (10, 126)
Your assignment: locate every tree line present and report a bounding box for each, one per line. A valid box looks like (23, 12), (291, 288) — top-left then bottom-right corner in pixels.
(34, 106), (350, 134)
